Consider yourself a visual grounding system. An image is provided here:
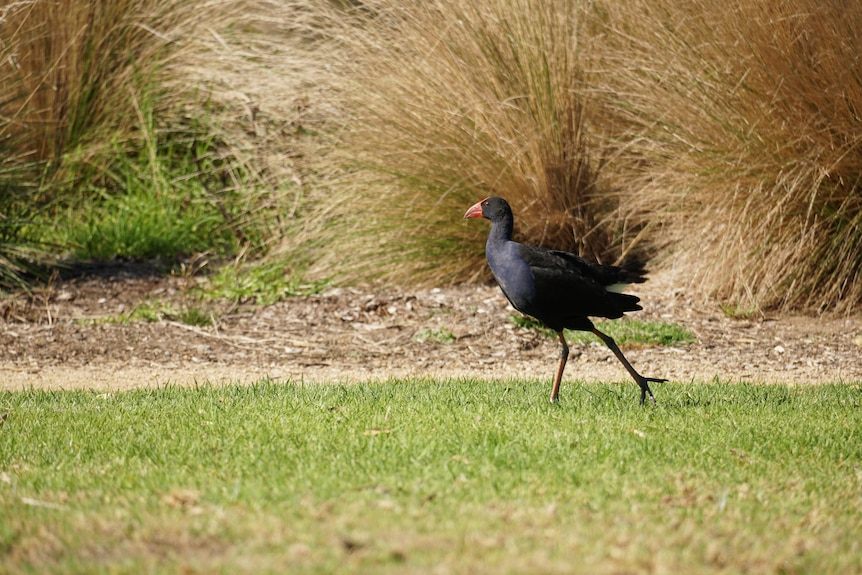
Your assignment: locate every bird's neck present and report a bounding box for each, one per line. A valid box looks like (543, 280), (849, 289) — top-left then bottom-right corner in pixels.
(488, 217), (514, 244)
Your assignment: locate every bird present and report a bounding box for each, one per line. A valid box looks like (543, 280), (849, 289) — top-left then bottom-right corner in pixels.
(464, 196), (666, 404)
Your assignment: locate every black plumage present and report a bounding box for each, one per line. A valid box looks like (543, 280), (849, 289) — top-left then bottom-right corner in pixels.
(465, 196), (665, 404)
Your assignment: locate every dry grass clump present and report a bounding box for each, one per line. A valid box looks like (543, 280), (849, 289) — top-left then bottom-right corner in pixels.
(1, 0), (193, 170)
(600, 0), (862, 313)
(0, 0), (318, 212)
(295, 0), (862, 312)
(290, 0), (644, 285)
(156, 1), (332, 249)
(4, 0), (861, 312)
(0, 0), (317, 277)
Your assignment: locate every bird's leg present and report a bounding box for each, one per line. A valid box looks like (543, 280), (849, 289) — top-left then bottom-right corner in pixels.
(591, 328), (665, 405)
(550, 331), (569, 403)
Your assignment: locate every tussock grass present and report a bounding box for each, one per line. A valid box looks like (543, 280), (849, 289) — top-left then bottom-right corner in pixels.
(289, 0), (862, 312)
(0, 2), (49, 289)
(3, 0), (862, 313)
(290, 0), (644, 286)
(1, 380), (861, 573)
(0, 0), (314, 278)
(599, 0), (862, 313)
(1, 0), (189, 167)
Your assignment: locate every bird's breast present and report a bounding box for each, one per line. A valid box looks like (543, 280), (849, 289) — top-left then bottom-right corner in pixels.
(486, 242), (536, 311)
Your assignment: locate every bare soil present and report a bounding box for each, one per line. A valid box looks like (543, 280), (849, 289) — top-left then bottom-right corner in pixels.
(1, 265), (860, 393)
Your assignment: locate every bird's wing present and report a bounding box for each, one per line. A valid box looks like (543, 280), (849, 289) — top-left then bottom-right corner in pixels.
(516, 244), (642, 323)
(544, 249), (646, 287)
(517, 246), (621, 289)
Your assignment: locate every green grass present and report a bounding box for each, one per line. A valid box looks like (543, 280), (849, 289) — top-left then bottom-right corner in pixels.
(91, 300), (213, 327)
(1, 0), (286, 289)
(57, 186), (234, 262)
(412, 327), (456, 344)
(1, 379), (860, 574)
(0, 207), (43, 291)
(200, 261), (330, 305)
(512, 315), (696, 347)
(42, 104), (264, 262)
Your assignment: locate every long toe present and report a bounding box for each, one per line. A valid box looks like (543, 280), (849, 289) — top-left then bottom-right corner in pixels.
(639, 390), (658, 406)
(638, 377), (660, 406)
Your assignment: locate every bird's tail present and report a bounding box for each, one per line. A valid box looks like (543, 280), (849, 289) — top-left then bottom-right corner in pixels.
(610, 291), (643, 313)
(593, 258), (647, 292)
(603, 256), (647, 314)
(616, 253), (648, 284)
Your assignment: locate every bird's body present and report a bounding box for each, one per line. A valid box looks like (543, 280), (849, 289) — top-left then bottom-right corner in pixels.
(465, 196), (665, 404)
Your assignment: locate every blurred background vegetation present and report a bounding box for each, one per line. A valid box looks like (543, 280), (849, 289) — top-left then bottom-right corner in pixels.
(1, 0), (860, 314)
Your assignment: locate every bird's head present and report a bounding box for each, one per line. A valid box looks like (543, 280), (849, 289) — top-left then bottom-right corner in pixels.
(463, 196), (512, 221)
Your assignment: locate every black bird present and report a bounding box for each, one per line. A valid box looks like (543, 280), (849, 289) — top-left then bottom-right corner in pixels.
(464, 196), (666, 404)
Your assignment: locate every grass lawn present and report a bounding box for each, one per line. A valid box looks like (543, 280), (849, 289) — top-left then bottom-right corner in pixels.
(1, 379), (860, 574)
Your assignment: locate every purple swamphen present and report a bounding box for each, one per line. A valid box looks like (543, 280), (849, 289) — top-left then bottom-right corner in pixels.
(465, 196), (666, 404)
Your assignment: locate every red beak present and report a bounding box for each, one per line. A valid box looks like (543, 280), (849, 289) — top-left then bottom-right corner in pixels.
(464, 198), (489, 219)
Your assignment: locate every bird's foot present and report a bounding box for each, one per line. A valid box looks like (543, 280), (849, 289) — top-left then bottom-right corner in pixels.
(638, 376), (667, 406)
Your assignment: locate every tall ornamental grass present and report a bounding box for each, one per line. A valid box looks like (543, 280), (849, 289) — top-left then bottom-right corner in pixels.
(290, 0), (862, 313)
(288, 0), (646, 285)
(1, 0), (192, 171)
(599, 0), (862, 313)
(0, 0), (312, 284)
(3, 0), (861, 313)
(0, 0), (51, 288)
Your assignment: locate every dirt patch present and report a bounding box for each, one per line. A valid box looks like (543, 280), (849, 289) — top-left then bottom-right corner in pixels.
(1, 265), (860, 394)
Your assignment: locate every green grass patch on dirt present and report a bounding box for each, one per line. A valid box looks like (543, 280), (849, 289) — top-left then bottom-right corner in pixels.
(412, 327), (456, 345)
(1, 379), (860, 574)
(512, 315), (695, 347)
(199, 261), (330, 305)
(81, 300), (213, 328)
(41, 114), (265, 263)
